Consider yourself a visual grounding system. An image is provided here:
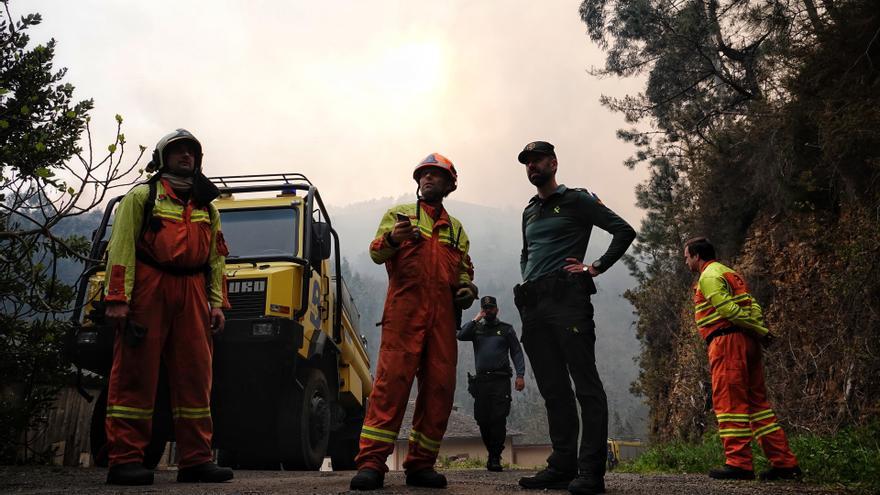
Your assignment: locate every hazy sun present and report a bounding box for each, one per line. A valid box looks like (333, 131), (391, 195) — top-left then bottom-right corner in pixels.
(367, 41), (447, 101)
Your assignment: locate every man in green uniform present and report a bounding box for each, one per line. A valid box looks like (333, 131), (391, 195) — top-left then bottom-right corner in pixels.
(514, 141), (636, 495)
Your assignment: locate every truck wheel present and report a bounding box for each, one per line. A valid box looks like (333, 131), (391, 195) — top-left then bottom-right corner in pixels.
(144, 371), (172, 469)
(217, 448), (237, 468)
(329, 406), (364, 471)
(278, 369), (330, 470)
(89, 387), (109, 467)
(218, 449), (280, 470)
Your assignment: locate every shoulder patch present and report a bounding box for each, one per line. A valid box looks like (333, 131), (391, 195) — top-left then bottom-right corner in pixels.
(569, 187), (603, 205)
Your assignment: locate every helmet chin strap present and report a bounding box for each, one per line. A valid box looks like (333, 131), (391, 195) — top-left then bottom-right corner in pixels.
(417, 184), (445, 205)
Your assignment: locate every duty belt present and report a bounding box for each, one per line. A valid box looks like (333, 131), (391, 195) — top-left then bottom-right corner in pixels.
(513, 269), (595, 309)
(136, 251), (209, 277)
(704, 326), (744, 346)
(476, 368), (512, 378)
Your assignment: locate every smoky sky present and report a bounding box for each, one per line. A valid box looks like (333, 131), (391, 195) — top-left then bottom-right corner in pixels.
(25, 0), (647, 222)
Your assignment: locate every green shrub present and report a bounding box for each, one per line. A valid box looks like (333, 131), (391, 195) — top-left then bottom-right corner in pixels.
(619, 425), (880, 492)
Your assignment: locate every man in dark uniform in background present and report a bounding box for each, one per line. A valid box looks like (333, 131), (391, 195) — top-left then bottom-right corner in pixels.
(457, 296), (526, 472)
(513, 141), (636, 495)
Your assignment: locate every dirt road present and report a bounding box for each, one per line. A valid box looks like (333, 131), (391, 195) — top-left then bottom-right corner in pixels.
(0, 467), (850, 494)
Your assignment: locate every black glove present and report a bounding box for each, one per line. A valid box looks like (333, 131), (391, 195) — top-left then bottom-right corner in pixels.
(454, 282), (478, 310)
(123, 320), (148, 348)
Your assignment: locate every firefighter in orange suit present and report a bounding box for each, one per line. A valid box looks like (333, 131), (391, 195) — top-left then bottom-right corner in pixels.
(350, 153), (478, 490)
(102, 129), (233, 485)
(684, 237), (801, 481)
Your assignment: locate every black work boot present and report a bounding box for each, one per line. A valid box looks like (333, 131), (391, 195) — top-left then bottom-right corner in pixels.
(759, 465), (803, 481)
(518, 467), (576, 490)
(406, 469), (448, 488)
(350, 468), (385, 490)
(708, 464), (755, 480)
(486, 454), (503, 472)
(177, 462), (234, 483)
(106, 462), (154, 485)
(568, 475), (606, 494)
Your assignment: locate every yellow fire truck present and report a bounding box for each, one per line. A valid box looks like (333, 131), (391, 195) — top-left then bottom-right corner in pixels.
(70, 174), (371, 471)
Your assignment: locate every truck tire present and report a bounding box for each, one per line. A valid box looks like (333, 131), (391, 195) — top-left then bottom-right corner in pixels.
(218, 448), (280, 470)
(328, 406), (364, 471)
(89, 387), (110, 467)
(278, 369), (331, 470)
(89, 373), (172, 469)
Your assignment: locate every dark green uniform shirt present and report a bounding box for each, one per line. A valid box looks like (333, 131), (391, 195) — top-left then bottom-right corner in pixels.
(520, 184), (636, 282)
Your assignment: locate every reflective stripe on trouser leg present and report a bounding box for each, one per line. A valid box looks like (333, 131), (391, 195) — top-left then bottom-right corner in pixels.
(106, 265), (168, 467)
(708, 332), (754, 471)
(747, 341), (798, 468)
(356, 348), (420, 472)
(402, 306), (457, 472)
(163, 270), (214, 469)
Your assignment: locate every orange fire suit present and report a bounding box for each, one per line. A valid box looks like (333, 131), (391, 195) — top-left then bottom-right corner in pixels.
(694, 260), (797, 471)
(103, 179), (229, 468)
(356, 201), (474, 473)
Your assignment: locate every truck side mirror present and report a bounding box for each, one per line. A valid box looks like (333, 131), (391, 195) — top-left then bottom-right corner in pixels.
(311, 222), (332, 262)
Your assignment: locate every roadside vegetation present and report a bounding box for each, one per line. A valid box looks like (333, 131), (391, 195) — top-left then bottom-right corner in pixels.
(436, 456), (531, 471)
(580, 0), (880, 468)
(0, 0), (142, 463)
(619, 424), (880, 492)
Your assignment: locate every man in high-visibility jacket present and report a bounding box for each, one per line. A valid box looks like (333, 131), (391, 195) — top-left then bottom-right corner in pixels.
(103, 129), (233, 485)
(350, 153), (477, 491)
(685, 237), (801, 481)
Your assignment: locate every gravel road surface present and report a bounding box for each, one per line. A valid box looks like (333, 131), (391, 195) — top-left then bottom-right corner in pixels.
(0, 467), (851, 494)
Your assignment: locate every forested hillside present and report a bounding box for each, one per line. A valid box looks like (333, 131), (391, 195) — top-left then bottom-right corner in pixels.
(579, 0), (879, 441)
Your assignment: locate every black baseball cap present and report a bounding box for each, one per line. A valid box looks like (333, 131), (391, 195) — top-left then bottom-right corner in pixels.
(518, 141), (556, 164)
(480, 296), (497, 308)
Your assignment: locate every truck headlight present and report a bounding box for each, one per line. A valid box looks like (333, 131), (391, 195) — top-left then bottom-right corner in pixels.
(251, 321), (276, 337)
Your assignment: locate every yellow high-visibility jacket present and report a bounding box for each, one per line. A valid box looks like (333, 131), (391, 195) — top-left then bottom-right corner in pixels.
(693, 260), (769, 340)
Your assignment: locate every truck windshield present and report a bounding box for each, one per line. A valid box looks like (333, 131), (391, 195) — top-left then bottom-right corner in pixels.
(220, 207), (299, 258)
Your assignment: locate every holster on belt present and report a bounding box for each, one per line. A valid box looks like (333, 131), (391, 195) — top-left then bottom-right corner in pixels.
(513, 282), (532, 309)
(467, 372), (476, 398)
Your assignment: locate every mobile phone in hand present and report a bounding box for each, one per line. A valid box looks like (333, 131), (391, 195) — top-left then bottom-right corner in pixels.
(395, 212), (411, 224)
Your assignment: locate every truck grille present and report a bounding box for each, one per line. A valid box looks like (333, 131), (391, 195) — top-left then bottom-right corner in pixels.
(225, 278), (267, 320)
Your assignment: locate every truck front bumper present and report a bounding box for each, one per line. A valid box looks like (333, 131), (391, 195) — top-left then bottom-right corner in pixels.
(211, 317), (305, 451)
